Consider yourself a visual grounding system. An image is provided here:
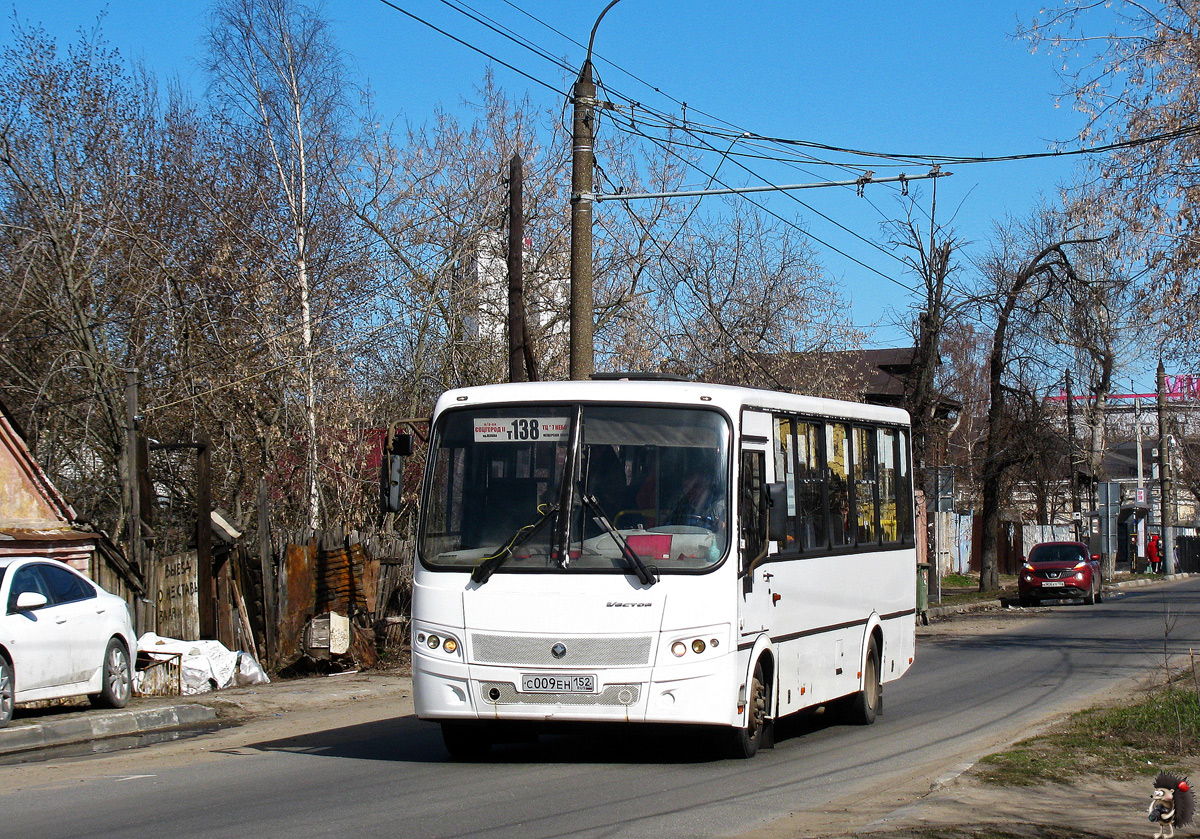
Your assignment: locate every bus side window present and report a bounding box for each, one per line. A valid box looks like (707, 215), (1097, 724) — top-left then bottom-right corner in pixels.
(826, 423), (851, 547)
(772, 416), (797, 549)
(877, 428), (899, 543)
(898, 429), (915, 543)
(796, 421), (826, 550)
(853, 426), (879, 545)
(740, 450), (766, 570)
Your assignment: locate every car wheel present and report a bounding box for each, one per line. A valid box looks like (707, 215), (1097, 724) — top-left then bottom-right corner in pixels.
(0, 657), (13, 729)
(1084, 582), (1096, 606)
(1095, 583), (1104, 604)
(1019, 594), (1034, 608)
(729, 661), (768, 758)
(844, 637), (882, 726)
(90, 639), (131, 709)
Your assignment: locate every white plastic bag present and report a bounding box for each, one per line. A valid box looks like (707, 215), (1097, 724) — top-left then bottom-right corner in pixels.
(235, 652), (271, 686)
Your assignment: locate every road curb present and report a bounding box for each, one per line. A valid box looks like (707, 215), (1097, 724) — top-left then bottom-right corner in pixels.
(0, 702), (217, 757)
(1109, 572), (1192, 589)
(922, 600), (1002, 621)
(920, 572), (1194, 622)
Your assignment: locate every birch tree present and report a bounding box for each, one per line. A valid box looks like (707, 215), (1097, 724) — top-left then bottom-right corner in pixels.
(206, 0), (352, 530)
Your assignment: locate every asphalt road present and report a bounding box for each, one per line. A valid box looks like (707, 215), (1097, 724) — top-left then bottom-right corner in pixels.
(6, 578), (1200, 839)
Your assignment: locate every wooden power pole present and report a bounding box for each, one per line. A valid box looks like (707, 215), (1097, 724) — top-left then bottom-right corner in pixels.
(508, 152), (528, 383)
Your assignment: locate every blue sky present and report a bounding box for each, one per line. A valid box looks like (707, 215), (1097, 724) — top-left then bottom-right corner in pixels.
(8, 0), (1159, 391)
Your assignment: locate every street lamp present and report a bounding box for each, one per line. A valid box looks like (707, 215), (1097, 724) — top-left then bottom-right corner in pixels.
(569, 0), (624, 380)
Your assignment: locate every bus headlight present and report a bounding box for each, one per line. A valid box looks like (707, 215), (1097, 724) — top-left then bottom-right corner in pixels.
(672, 641), (687, 657)
(427, 635), (441, 649)
(691, 639), (706, 654)
(443, 637), (458, 654)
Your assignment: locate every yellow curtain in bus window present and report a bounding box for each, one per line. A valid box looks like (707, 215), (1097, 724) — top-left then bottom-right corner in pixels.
(877, 428), (899, 542)
(853, 426), (878, 544)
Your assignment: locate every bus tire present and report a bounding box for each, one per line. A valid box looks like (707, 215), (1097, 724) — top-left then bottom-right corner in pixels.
(441, 721), (493, 760)
(729, 661), (768, 759)
(846, 637), (881, 726)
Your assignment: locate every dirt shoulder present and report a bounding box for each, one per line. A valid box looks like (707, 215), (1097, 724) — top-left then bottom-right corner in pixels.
(745, 591), (1190, 839)
(755, 772), (1152, 839)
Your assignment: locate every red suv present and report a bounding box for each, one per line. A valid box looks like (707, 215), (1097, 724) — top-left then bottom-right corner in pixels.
(1018, 541), (1103, 607)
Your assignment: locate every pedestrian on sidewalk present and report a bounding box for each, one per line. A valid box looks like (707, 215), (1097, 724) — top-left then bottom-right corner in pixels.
(1148, 533), (1161, 574)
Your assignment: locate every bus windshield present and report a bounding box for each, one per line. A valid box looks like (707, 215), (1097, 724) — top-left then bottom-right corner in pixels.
(419, 404), (730, 574)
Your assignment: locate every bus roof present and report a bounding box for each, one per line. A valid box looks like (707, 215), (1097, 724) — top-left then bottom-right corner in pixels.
(432, 379), (911, 426)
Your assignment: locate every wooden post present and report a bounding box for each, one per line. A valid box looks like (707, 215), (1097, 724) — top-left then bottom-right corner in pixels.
(196, 434), (215, 640)
(125, 371), (141, 573)
(258, 479), (276, 667)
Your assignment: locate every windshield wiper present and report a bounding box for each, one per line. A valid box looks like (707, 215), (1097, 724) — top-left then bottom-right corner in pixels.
(550, 406), (583, 569)
(471, 504), (558, 585)
(582, 493), (657, 587)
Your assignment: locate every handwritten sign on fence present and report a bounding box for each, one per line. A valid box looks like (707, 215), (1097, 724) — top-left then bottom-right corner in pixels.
(154, 550), (200, 639)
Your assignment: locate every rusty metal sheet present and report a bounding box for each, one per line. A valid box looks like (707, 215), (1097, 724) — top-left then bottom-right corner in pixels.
(278, 541), (317, 667)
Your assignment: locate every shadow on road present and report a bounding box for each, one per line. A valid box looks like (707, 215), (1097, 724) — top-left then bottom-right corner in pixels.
(247, 705), (850, 766)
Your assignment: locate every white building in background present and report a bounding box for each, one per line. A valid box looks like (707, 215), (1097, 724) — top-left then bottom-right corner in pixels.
(461, 231), (568, 352)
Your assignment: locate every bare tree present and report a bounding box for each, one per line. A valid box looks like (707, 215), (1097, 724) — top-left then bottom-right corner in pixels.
(1057, 190), (1141, 514)
(0, 20), (166, 536)
(639, 197), (861, 394)
(974, 211), (1094, 591)
(885, 188), (963, 487)
(1018, 2), (1196, 357)
(206, 0), (353, 530)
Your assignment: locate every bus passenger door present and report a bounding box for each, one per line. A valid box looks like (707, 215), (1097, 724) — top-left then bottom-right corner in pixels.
(738, 414), (774, 639)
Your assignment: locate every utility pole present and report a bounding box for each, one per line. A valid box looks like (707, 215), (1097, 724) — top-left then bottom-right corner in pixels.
(1066, 371), (1081, 541)
(1157, 360), (1175, 574)
(569, 60), (596, 380)
(1135, 381), (1145, 568)
(568, 0), (624, 380)
(507, 152), (529, 383)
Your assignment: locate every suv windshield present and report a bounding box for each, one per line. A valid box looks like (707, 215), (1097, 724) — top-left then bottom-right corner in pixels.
(420, 404), (729, 573)
(1028, 544), (1087, 563)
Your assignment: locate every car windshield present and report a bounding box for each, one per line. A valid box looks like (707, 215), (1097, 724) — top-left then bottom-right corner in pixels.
(419, 404), (730, 573)
(1028, 544), (1086, 563)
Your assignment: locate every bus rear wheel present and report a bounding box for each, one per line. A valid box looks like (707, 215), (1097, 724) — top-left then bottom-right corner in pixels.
(729, 661), (768, 759)
(845, 637), (881, 726)
(441, 721), (493, 760)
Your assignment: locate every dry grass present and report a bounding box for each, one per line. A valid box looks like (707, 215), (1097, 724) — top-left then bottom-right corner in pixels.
(976, 673), (1200, 786)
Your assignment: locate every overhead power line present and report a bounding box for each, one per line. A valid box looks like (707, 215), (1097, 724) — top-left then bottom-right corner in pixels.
(374, 0), (565, 97)
(664, 122), (1200, 168)
(592, 169), (948, 201)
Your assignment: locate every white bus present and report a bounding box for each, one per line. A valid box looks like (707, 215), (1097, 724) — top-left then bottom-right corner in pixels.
(410, 377), (916, 758)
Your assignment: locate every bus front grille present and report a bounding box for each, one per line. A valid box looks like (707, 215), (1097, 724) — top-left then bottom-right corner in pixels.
(479, 682), (641, 706)
(470, 633), (653, 666)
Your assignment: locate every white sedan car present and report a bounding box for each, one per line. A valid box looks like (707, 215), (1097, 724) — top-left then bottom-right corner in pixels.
(0, 556), (136, 727)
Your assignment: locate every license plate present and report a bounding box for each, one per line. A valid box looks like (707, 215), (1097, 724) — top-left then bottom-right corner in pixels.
(1041, 580), (1066, 587)
(521, 673), (596, 693)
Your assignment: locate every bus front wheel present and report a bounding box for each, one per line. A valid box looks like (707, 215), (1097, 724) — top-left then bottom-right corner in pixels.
(729, 661), (768, 759)
(441, 721), (493, 760)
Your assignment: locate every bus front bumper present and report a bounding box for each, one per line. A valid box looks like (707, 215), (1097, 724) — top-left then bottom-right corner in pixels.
(413, 655), (738, 727)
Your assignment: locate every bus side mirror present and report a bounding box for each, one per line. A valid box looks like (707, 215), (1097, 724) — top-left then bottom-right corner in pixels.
(380, 433), (415, 513)
(766, 481), (788, 542)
